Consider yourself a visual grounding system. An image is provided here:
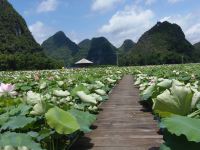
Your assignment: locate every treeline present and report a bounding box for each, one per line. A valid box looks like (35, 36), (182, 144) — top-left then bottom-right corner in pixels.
(118, 50), (199, 66)
(0, 52), (63, 71)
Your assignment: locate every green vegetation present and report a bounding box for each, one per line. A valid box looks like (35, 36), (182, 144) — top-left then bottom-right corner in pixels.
(133, 64), (200, 150)
(87, 37), (117, 65)
(0, 0), (62, 70)
(42, 33), (117, 66)
(0, 67), (123, 149)
(42, 31), (79, 67)
(194, 42), (200, 50)
(119, 39), (135, 52)
(1, 64), (200, 149)
(119, 21), (200, 66)
(73, 39), (91, 62)
(43, 21), (200, 67)
(1, 0), (200, 71)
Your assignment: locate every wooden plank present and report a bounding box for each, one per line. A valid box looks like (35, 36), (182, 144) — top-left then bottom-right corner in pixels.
(71, 75), (162, 150)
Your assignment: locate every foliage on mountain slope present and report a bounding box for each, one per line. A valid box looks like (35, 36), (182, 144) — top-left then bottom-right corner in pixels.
(0, 0), (62, 70)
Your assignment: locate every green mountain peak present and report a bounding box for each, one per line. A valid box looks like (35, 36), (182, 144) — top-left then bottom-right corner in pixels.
(0, 0), (61, 70)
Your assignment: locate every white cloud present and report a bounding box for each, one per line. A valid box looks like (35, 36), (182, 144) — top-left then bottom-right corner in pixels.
(91, 0), (123, 11)
(185, 24), (200, 43)
(37, 0), (58, 13)
(29, 21), (55, 44)
(134, 0), (157, 5)
(168, 0), (184, 4)
(29, 22), (82, 44)
(145, 0), (157, 5)
(160, 14), (200, 43)
(99, 5), (155, 46)
(67, 31), (80, 44)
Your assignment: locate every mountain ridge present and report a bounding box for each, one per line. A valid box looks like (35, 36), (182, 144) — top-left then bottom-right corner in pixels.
(122, 21), (197, 65)
(42, 31), (80, 66)
(119, 39), (136, 52)
(0, 0), (62, 70)
(87, 37), (117, 65)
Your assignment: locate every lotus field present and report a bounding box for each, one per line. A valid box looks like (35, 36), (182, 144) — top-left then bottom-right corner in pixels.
(0, 67), (125, 150)
(1, 64), (200, 150)
(134, 64), (200, 150)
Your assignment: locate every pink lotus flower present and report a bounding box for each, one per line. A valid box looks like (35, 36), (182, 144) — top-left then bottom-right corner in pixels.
(0, 83), (17, 97)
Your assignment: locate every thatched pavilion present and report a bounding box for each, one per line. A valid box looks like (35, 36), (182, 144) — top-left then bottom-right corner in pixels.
(75, 58), (93, 67)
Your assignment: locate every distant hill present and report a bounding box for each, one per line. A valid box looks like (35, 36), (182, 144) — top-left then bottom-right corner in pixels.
(39, 21), (200, 67)
(118, 39), (136, 65)
(73, 39), (91, 62)
(42, 31), (80, 66)
(42, 35), (117, 66)
(79, 39), (91, 50)
(0, 0), (61, 70)
(122, 21), (196, 65)
(193, 42), (200, 60)
(87, 37), (117, 65)
(194, 42), (200, 50)
(119, 39), (136, 52)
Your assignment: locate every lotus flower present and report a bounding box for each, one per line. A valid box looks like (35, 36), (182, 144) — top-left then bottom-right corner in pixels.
(0, 83), (17, 97)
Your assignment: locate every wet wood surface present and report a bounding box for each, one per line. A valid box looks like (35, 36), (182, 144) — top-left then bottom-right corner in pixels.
(71, 75), (162, 150)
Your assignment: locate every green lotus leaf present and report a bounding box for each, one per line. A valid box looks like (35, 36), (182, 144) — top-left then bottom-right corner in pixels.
(134, 78), (141, 85)
(71, 84), (90, 97)
(159, 130), (200, 150)
(0, 113), (9, 126)
(0, 132), (43, 150)
(45, 107), (80, 135)
(9, 104), (31, 116)
(140, 84), (156, 101)
(153, 84), (193, 117)
(157, 79), (172, 89)
(77, 91), (97, 104)
(69, 109), (96, 133)
(20, 85), (32, 91)
(161, 115), (200, 142)
(160, 144), (171, 150)
(1, 116), (36, 130)
(37, 128), (55, 141)
(191, 91), (200, 109)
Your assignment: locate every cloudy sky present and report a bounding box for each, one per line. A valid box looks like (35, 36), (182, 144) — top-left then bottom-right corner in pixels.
(8, 0), (200, 47)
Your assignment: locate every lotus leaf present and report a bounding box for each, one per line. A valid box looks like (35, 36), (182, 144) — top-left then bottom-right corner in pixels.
(45, 107), (80, 134)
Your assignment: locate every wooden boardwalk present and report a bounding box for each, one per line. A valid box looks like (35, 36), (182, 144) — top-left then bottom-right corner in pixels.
(71, 75), (162, 150)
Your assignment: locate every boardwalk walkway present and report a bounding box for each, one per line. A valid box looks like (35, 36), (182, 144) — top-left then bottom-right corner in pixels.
(71, 75), (162, 150)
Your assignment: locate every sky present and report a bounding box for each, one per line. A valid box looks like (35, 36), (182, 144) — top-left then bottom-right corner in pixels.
(8, 0), (200, 47)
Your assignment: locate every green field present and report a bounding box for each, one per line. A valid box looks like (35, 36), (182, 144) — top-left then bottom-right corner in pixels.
(0, 64), (200, 149)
